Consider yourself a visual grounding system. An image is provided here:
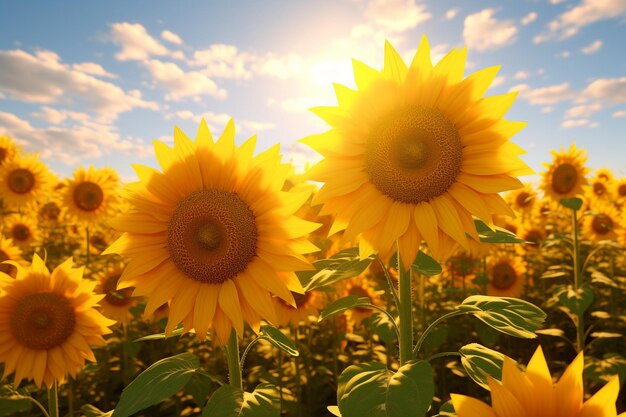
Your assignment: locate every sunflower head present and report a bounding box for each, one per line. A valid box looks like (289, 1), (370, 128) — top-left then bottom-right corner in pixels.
(94, 263), (137, 325)
(541, 143), (589, 203)
(0, 254), (114, 388)
(0, 154), (53, 209)
(0, 235), (24, 277)
(273, 290), (325, 326)
(303, 36), (531, 269)
(0, 135), (20, 165)
(3, 213), (40, 251)
(105, 119), (318, 344)
(486, 253), (526, 297)
(612, 177), (626, 204)
(62, 166), (119, 226)
(583, 201), (623, 243)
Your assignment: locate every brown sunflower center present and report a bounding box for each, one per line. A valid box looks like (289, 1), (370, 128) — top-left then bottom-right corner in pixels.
(516, 192), (533, 208)
(524, 230), (543, 245)
(593, 182), (606, 196)
(551, 163), (578, 195)
(167, 189), (257, 284)
(103, 274), (133, 306)
(366, 105), (462, 204)
(7, 168), (35, 194)
(10, 292), (76, 350)
(73, 182), (104, 211)
(491, 263), (517, 290)
(40, 202), (61, 221)
(619, 185), (626, 197)
(12, 224), (30, 241)
(592, 215), (613, 235)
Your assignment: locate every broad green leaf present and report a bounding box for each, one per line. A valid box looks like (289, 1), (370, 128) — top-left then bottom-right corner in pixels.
(560, 197), (583, 211)
(112, 352), (200, 417)
(318, 295), (372, 322)
(337, 361), (434, 417)
(185, 372), (215, 407)
(261, 325), (299, 357)
(458, 296), (546, 338)
(459, 343), (505, 390)
(365, 313), (397, 344)
(554, 285), (594, 316)
(0, 398), (32, 417)
(299, 247), (375, 291)
(474, 219), (525, 244)
(412, 251), (442, 276)
(435, 402), (456, 417)
(133, 324), (185, 342)
(81, 405), (113, 417)
(202, 383), (280, 417)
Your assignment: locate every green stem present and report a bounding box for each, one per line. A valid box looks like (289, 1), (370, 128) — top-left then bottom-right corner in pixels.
(427, 351), (462, 362)
(376, 255), (399, 312)
(397, 248), (414, 365)
(48, 381), (59, 417)
(85, 227), (90, 266)
(414, 310), (465, 356)
(571, 208), (585, 352)
(225, 330), (242, 389)
(367, 304), (400, 341)
(240, 334), (263, 369)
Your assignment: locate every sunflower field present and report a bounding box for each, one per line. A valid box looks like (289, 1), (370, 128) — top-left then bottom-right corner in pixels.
(0, 37), (625, 417)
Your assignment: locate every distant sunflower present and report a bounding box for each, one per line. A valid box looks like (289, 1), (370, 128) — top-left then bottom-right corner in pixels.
(595, 167), (614, 184)
(94, 263), (137, 325)
(338, 277), (383, 330)
(105, 120), (318, 344)
(303, 37), (530, 267)
(612, 177), (626, 205)
(62, 166), (119, 226)
(486, 253), (525, 298)
(587, 170), (612, 202)
(0, 235), (24, 277)
(506, 183), (536, 216)
(3, 214), (40, 251)
(0, 135), (20, 166)
(0, 255), (114, 388)
(38, 200), (62, 223)
(541, 143), (589, 203)
(583, 202), (622, 243)
(0, 154), (52, 209)
(273, 290), (325, 327)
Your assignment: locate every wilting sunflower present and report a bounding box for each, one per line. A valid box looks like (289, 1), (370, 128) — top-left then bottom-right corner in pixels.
(0, 135), (20, 166)
(486, 253), (526, 298)
(3, 214), (40, 251)
(582, 202), (623, 243)
(451, 346), (625, 417)
(0, 154), (53, 209)
(62, 166), (119, 226)
(94, 263), (137, 325)
(272, 290), (325, 327)
(0, 235), (24, 277)
(0, 254), (114, 388)
(104, 120), (318, 344)
(541, 143), (589, 203)
(506, 183), (536, 216)
(303, 36), (531, 267)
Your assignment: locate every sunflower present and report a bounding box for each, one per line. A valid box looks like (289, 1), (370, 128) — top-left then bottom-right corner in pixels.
(582, 201), (623, 243)
(0, 254), (114, 388)
(0, 135), (20, 166)
(541, 143), (589, 204)
(505, 183), (536, 216)
(302, 37), (530, 268)
(38, 200), (62, 223)
(486, 253), (526, 298)
(451, 346), (625, 417)
(0, 154), (53, 209)
(94, 263), (137, 325)
(612, 177), (626, 205)
(0, 235), (24, 277)
(61, 166), (120, 226)
(104, 120), (318, 344)
(272, 290), (325, 327)
(3, 213), (40, 251)
(587, 169), (613, 202)
(338, 276), (383, 330)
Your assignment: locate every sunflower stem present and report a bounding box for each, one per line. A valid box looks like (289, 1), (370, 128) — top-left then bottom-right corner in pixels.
(225, 330), (242, 390)
(48, 381), (59, 417)
(571, 208), (585, 352)
(397, 247), (414, 365)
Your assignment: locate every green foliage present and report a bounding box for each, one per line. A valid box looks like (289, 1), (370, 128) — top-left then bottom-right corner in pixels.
(318, 295), (372, 322)
(474, 219), (526, 243)
(260, 325), (299, 357)
(202, 383), (280, 417)
(412, 251), (442, 276)
(559, 197), (583, 211)
(459, 343), (505, 390)
(298, 247), (375, 291)
(552, 285), (595, 316)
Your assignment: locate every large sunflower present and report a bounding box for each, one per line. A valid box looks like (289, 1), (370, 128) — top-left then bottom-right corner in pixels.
(302, 37), (530, 268)
(0, 254), (114, 388)
(541, 143), (589, 203)
(61, 166), (120, 226)
(104, 120), (319, 344)
(486, 253), (526, 298)
(0, 154), (53, 209)
(452, 346), (625, 417)
(0, 135), (20, 166)
(0, 235), (24, 277)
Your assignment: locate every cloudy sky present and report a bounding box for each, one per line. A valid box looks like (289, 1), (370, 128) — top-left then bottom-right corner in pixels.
(1, 0), (625, 182)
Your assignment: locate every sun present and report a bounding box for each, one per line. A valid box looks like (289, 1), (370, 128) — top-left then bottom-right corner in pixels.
(62, 166), (120, 226)
(541, 143), (589, 203)
(302, 37), (531, 268)
(104, 119), (319, 344)
(0, 154), (53, 209)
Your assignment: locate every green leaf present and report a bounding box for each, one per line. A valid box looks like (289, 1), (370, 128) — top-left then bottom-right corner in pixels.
(337, 361), (434, 417)
(474, 219), (525, 244)
(459, 343), (505, 390)
(133, 324), (185, 342)
(435, 402), (456, 417)
(260, 325), (299, 357)
(202, 383), (280, 417)
(365, 313), (397, 344)
(318, 295), (372, 322)
(412, 251), (442, 276)
(0, 397), (32, 417)
(560, 197), (583, 211)
(81, 404), (113, 417)
(185, 372), (215, 407)
(299, 247), (375, 291)
(554, 285), (594, 316)
(112, 352), (200, 417)
(458, 296), (546, 338)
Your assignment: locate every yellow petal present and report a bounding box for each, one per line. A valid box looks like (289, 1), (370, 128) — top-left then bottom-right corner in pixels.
(579, 376), (621, 417)
(218, 280), (244, 336)
(383, 40), (408, 83)
(450, 394), (497, 417)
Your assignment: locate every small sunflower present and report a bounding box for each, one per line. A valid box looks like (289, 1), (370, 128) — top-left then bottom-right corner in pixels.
(62, 166), (119, 226)
(505, 183), (536, 216)
(595, 167), (614, 183)
(303, 36), (531, 268)
(587, 169), (613, 202)
(38, 200), (62, 223)
(94, 263), (137, 325)
(486, 253), (526, 298)
(3, 214), (40, 251)
(452, 346), (625, 417)
(272, 290), (325, 327)
(338, 276), (383, 330)
(0, 235), (24, 277)
(105, 120), (318, 344)
(583, 202), (622, 243)
(0, 154), (53, 209)
(0, 135), (20, 166)
(0, 255), (115, 388)
(541, 143), (589, 203)
(612, 177), (626, 205)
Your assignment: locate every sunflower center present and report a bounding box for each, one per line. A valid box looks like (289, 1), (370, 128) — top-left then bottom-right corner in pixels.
(10, 292), (76, 350)
(40, 202), (61, 221)
(516, 192), (533, 208)
(103, 274), (133, 306)
(73, 182), (104, 211)
(491, 263), (517, 290)
(167, 189), (258, 284)
(366, 105), (462, 204)
(12, 224), (30, 241)
(8, 168), (35, 194)
(618, 184), (626, 197)
(524, 230), (543, 245)
(592, 215), (613, 235)
(551, 163), (578, 195)
(593, 182), (606, 196)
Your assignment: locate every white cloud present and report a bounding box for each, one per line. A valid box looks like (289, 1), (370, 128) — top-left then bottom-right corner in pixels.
(541, 106), (554, 113)
(192, 44), (255, 79)
(581, 40), (603, 54)
(32, 106), (90, 125)
(161, 30), (183, 45)
(582, 77), (626, 104)
(72, 62), (116, 78)
(365, 0), (431, 32)
(463, 8), (518, 51)
(257, 54), (307, 79)
(613, 110), (626, 118)
(491, 76), (506, 88)
(564, 103), (602, 118)
(143, 59), (227, 101)
(165, 110), (275, 135)
(445, 8), (460, 20)
(110, 22), (168, 61)
(521, 12), (538, 25)
(558, 50), (571, 58)
(550, 0), (567, 4)
(562, 118), (590, 128)
(509, 82), (574, 105)
(0, 49), (158, 121)
(514, 70), (529, 80)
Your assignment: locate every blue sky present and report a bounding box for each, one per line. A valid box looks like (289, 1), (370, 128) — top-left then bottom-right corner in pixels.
(1, 0), (625, 183)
